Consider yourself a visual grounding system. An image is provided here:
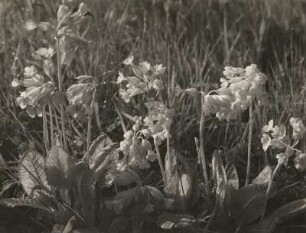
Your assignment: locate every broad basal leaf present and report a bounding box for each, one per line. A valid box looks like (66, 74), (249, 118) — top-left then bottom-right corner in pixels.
(266, 198), (306, 222)
(145, 186), (175, 210)
(18, 150), (50, 196)
(0, 197), (51, 212)
(241, 198), (306, 233)
(110, 167), (141, 186)
(212, 150), (227, 202)
(178, 173), (193, 199)
(45, 146), (74, 189)
(69, 162), (95, 225)
(226, 183), (269, 218)
(85, 134), (117, 171)
(236, 195), (266, 227)
(252, 165), (272, 185)
(104, 187), (142, 215)
(156, 212), (196, 230)
(226, 164), (239, 190)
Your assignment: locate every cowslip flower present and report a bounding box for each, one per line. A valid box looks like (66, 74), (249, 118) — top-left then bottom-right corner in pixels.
(118, 127), (157, 169)
(290, 117), (306, 140)
(117, 56), (166, 103)
(66, 75), (97, 117)
(35, 47), (55, 79)
(56, 2), (91, 65)
(294, 152), (306, 171)
(36, 47), (55, 60)
(261, 120), (289, 152)
(262, 118), (306, 171)
(204, 64), (267, 121)
(144, 100), (174, 144)
(11, 66), (55, 118)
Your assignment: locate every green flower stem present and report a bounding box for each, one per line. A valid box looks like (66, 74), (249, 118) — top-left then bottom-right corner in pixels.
(154, 137), (167, 186)
(87, 89), (96, 151)
(245, 104), (253, 185)
(49, 104), (54, 147)
(87, 114), (92, 151)
(200, 94), (209, 191)
(165, 135), (171, 183)
(261, 162), (283, 219)
(42, 106), (49, 151)
(56, 37), (67, 150)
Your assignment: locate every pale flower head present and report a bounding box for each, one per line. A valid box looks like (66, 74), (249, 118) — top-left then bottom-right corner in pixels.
(24, 66), (37, 77)
(290, 117), (306, 140)
(66, 75), (97, 117)
(204, 64), (267, 121)
(262, 120), (274, 133)
(12, 66), (54, 117)
(11, 79), (23, 87)
(36, 47), (55, 59)
(271, 125), (286, 140)
(118, 58), (165, 102)
(276, 153), (288, 165)
(294, 152), (306, 171)
(123, 56), (134, 65)
(261, 134), (271, 152)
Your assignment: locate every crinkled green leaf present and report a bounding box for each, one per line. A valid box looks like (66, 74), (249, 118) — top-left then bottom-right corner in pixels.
(252, 165), (272, 185)
(111, 167), (141, 186)
(0, 197), (51, 212)
(212, 150), (227, 202)
(69, 162), (95, 225)
(85, 134), (116, 171)
(237, 195), (266, 227)
(145, 186), (175, 210)
(18, 150), (50, 196)
(241, 198), (306, 233)
(45, 145), (74, 189)
(227, 183), (270, 218)
(156, 212), (196, 230)
(226, 164), (239, 190)
(104, 187), (141, 215)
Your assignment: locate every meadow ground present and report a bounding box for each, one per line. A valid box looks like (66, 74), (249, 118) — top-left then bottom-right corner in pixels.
(0, 0), (306, 233)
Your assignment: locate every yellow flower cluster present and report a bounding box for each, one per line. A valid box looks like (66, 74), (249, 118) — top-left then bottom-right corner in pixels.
(204, 64), (267, 120)
(119, 127), (157, 170)
(261, 119), (306, 171)
(66, 75), (97, 117)
(117, 56), (165, 103)
(12, 66), (55, 118)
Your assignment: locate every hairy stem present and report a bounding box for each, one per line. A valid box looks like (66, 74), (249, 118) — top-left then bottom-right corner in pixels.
(56, 37), (67, 150)
(245, 104), (253, 185)
(42, 106), (49, 152)
(165, 135), (171, 183)
(154, 137), (167, 186)
(49, 104), (54, 147)
(87, 113), (92, 151)
(87, 89), (97, 150)
(200, 94), (209, 190)
(261, 162), (283, 219)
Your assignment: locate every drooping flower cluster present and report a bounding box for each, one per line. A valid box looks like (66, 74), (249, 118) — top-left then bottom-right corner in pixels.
(289, 117), (306, 141)
(143, 100), (175, 145)
(66, 75), (97, 117)
(204, 64), (267, 120)
(261, 119), (306, 171)
(57, 1), (91, 65)
(35, 47), (55, 80)
(117, 56), (165, 103)
(119, 124), (157, 169)
(11, 66), (55, 117)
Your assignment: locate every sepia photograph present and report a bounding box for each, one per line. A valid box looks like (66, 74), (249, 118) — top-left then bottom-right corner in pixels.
(0, 0), (306, 232)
